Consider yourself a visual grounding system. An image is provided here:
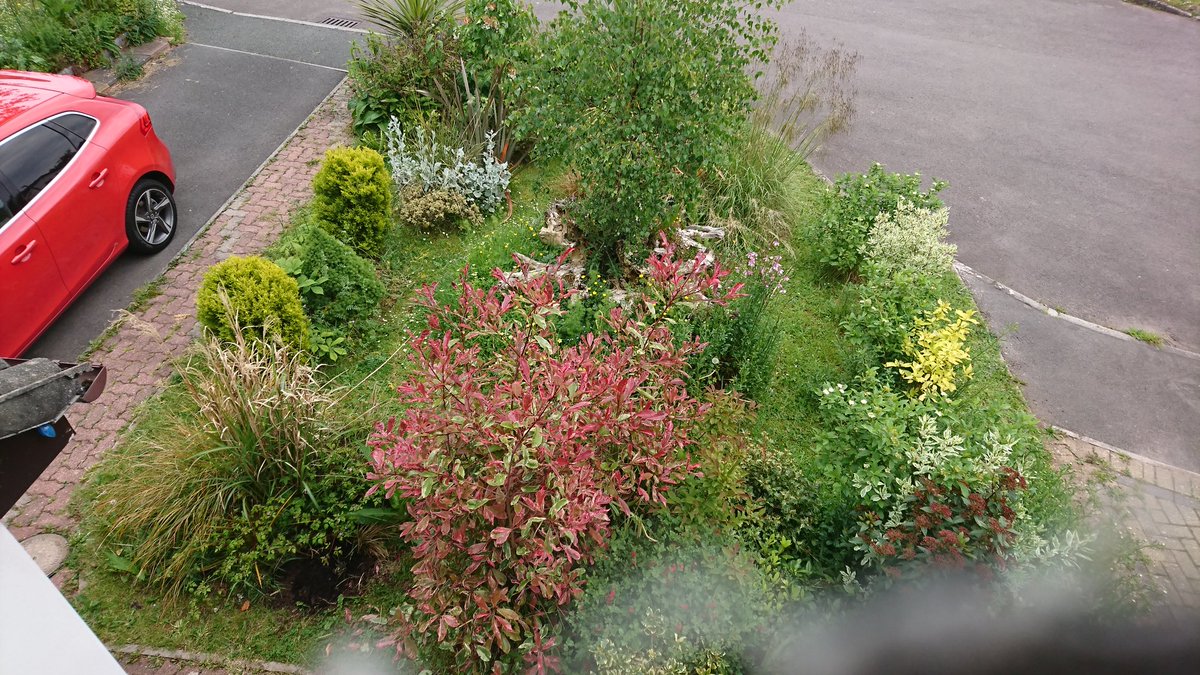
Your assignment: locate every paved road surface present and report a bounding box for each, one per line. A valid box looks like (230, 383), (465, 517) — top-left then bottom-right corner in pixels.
(28, 3), (355, 359)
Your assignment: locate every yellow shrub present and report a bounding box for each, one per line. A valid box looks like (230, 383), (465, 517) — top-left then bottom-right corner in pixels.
(885, 300), (978, 400)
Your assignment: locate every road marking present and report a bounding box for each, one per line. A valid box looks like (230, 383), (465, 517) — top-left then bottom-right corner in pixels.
(187, 42), (349, 72)
(180, 0), (370, 33)
(954, 261), (1200, 362)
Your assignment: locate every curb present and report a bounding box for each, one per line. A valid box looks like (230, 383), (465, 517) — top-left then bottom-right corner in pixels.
(81, 36), (174, 95)
(112, 644), (310, 674)
(1123, 0), (1199, 19)
(1053, 426), (1200, 501)
(953, 261), (1199, 361)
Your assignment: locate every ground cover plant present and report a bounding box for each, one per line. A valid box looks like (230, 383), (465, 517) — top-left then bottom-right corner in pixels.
(0, 0), (182, 73)
(65, 4), (1150, 672)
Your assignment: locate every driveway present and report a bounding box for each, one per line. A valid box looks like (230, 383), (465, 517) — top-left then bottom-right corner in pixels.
(28, 3), (356, 359)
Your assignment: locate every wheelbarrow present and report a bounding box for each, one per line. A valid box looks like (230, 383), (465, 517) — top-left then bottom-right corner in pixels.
(0, 358), (106, 515)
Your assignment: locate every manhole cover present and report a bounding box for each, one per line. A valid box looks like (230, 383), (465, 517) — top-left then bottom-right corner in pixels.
(321, 17), (359, 28)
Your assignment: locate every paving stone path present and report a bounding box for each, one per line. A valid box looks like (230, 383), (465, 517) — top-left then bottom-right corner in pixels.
(1050, 432), (1200, 622)
(1, 80), (354, 588)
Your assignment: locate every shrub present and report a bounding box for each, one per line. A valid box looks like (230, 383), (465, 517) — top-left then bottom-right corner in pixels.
(385, 123), (510, 214)
(523, 0), (780, 262)
(366, 240), (744, 671)
(196, 256), (310, 352)
(346, 32), (456, 138)
(885, 300), (980, 400)
(268, 221), (386, 332)
(312, 146), (394, 257)
(812, 374), (1085, 585)
(813, 163), (946, 277)
(91, 332), (373, 597)
(861, 200), (956, 280)
(0, 0), (180, 72)
(841, 270), (940, 369)
(396, 184), (482, 232)
(565, 534), (771, 674)
(664, 391), (758, 536)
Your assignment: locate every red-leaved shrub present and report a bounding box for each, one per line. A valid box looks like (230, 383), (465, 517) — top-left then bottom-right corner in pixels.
(367, 239), (743, 672)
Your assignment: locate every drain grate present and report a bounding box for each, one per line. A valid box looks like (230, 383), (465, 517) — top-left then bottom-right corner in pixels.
(320, 17), (359, 28)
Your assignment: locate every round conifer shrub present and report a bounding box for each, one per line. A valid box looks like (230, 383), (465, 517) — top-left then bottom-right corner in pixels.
(311, 146), (393, 258)
(196, 256), (310, 351)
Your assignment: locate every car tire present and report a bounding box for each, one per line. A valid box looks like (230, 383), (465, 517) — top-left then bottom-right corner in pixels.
(125, 178), (177, 254)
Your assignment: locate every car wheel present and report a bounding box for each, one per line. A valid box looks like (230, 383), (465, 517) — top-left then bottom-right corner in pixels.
(125, 178), (177, 254)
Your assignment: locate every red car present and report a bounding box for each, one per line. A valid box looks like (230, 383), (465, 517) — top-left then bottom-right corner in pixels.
(0, 70), (176, 357)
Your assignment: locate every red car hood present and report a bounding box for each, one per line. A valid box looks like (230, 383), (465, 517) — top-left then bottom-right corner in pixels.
(0, 70), (97, 99)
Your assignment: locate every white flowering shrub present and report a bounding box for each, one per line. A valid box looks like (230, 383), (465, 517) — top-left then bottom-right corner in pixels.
(861, 199), (956, 280)
(384, 119), (511, 215)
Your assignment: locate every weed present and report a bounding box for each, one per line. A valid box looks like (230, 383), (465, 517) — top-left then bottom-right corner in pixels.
(1125, 327), (1164, 348)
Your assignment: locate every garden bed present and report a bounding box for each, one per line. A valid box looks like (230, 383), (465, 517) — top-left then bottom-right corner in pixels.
(62, 1), (1147, 672)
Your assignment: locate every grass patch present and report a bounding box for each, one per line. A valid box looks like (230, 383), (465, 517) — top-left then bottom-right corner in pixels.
(1125, 327), (1164, 348)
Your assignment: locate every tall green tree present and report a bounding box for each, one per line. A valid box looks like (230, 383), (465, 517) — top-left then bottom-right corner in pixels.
(523, 0), (780, 266)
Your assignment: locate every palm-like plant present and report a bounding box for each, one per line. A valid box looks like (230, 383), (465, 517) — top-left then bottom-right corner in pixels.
(354, 0), (464, 39)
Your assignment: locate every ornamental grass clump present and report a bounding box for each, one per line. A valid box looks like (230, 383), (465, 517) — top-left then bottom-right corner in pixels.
(367, 237), (744, 672)
(91, 327), (368, 597)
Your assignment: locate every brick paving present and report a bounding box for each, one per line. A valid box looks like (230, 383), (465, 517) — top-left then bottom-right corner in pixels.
(1, 79), (354, 574)
(1050, 431), (1200, 622)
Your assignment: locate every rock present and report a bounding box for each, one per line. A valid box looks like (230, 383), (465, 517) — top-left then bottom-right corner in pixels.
(20, 533), (70, 575)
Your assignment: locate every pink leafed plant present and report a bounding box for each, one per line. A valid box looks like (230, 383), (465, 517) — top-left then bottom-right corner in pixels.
(367, 236), (743, 672)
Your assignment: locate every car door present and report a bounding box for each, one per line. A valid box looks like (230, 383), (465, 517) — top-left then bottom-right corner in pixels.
(14, 114), (120, 293)
(0, 181), (70, 357)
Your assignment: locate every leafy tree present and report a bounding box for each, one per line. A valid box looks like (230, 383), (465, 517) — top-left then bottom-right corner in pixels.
(522, 0), (780, 265)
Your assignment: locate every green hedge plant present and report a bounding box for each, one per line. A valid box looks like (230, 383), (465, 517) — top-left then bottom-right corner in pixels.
(268, 221), (385, 332)
(312, 146), (394, 258)
(523, 0), (781, 264)
(196, 255), (310, 352)
(813, 163), (946, 278)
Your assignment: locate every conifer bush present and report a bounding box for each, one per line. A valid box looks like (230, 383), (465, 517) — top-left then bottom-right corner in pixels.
(312, 146), (394, 257)
(196, 256), (310, 352)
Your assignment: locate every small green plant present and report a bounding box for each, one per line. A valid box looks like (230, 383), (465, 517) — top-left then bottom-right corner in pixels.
(1124, 327), (1164, 348)
(196, 256), (310, 352)
(396, 184), (483, 232)
(267, 221), (385, 332)
(311, 146), (394, 257)
(813, 163), (947, 277)
(346, 31), (456, 138)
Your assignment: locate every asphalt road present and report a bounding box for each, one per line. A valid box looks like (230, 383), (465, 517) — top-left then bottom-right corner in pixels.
(28, 3), (355, 359)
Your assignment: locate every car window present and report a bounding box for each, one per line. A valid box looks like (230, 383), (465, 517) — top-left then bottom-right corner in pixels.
(48, 113), (98, 147)
(0, 183), (13, 227)
(0, 123), (78, 213)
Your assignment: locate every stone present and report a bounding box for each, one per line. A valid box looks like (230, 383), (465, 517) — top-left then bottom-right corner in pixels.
(20, 533), (70, 575)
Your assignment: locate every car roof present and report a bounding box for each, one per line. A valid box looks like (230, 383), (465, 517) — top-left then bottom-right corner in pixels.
(0, 70), (97, 136)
